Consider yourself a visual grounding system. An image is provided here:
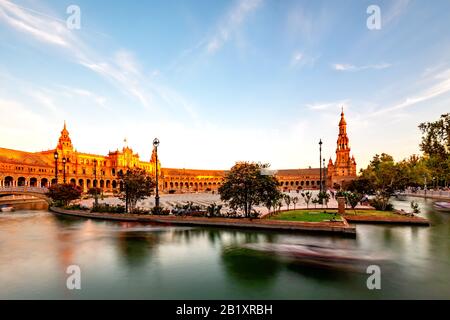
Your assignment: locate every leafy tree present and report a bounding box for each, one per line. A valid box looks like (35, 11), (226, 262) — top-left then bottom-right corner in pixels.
(419, 114), (450, 188)
(292, 196), (299, 210)
(359, 153), (399, 210)
(284, 194), (291, 210)
(317, 191), (330, 210)
(419, 113), (450, 159)
(219, 162), (281, 218)
(46, 183), (82, 207)
(301, 191), (312, 209)
(311, 197), (319, 209)
(118, 168), (155, 213)
(346, 192), (362, 214)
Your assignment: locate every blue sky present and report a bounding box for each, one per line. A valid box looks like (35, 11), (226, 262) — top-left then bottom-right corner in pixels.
(1, 0), (450, 170)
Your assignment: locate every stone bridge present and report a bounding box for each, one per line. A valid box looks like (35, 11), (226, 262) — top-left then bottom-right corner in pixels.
(0, 186), (51, 204)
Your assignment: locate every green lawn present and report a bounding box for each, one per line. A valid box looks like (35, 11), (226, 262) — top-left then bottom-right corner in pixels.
(269, 210), (342, 222)
(342, 209), (398, 217)
(269, 209), (398, 222)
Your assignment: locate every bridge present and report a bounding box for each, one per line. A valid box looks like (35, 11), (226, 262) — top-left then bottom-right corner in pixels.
(0, 186), (51, 204)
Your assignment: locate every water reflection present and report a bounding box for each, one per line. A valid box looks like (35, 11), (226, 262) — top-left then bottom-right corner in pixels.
(221, 246), (281, 288)
(1, 196), (450, 299)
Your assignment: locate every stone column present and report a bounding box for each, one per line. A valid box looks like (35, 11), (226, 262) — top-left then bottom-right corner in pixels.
(337, 196), (346, 214)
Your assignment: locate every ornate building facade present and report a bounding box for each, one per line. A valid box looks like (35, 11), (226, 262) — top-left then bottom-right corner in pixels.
(327, 109), (357, 188)
(0, 111), (356, 193)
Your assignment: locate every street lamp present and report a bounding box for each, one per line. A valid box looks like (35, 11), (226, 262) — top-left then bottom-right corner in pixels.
(319, 139), (323, 193)
(153, 138), (160, 208)
(53, 151), (58, 185)
(93, 159), (98, 207)
(62, 157), (66, 183)
(323, 158), (326, 191)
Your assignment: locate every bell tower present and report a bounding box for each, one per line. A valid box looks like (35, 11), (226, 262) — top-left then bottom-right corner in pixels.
(327, 108), (357, 188)
(56, 121), (74, 153)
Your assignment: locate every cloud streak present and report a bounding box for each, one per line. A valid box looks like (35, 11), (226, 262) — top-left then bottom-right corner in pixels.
(333, 63), (391, 72)
(0, 0), (198, 119)
(370, 67), (450, 116)
(206, 0), (263, 54)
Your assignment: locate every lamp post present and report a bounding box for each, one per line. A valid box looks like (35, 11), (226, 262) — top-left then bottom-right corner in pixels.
(93, 159), (98, 207)
(53, 151), (58, 185)
(319, 139), (323, 193)
(153, 138), (160, 208)
(62, 157), (66, 183)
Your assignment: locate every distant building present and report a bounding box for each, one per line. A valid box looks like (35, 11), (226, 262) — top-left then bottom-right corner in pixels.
(0, 111), (356, 193)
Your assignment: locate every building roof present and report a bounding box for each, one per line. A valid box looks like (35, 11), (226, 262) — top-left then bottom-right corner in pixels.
(276, 168), (326, 176)
(0, 147), (52, 167)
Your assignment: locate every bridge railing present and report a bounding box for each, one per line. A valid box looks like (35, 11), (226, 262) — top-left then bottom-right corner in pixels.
(0, 186), (49, 194)
(405, 190), (450, 199)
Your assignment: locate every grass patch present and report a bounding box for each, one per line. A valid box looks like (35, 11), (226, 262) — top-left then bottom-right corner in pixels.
(269, 209), (399, 222)
(269, 210), (342, 222)
(342, 210), (398, 217)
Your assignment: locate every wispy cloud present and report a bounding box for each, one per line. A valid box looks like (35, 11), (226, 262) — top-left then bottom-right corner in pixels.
(384, 0), (411, 26)
(206, 0), (263, 54)
(333, 63), (391, 72)
(306, 100), (350, 111)
(290, 51), (318, 68)
(368, 66), (450, 117)
(0, 0), (197, 118)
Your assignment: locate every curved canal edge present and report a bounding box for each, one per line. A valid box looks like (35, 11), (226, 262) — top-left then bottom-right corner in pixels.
(49, 207), (357, 235)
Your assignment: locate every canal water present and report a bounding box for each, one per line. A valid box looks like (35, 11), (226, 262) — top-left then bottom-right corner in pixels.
(0, 197), (449, 299)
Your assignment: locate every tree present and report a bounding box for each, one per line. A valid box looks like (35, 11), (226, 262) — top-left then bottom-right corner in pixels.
(218, 162), (281, 218)
(346, 192), (362, 214)
(359, 153), (399, 210)
(118, 168), (155, 213)
(284, 194), (291, 210)
(419, 114), (450, 188)
(419, 113), (450, 159)
(292, 196), (299, 210)
(301, 191), (312, 209)
(46, 183), (82, 207)
(318, 191), (330, 210)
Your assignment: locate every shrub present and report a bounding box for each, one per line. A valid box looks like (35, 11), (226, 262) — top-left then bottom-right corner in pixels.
(370, 197), (393, 211)
(63, 204), (87, 211)
(132, 207), (150, 215)
(92, 203), (125, 214)
(168, 189), (176, 194)
(151, 206), (170, 215)
(410, 201), (420, 214)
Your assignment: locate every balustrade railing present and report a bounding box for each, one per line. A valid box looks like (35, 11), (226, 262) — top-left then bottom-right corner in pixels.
(0, 186), (48, 194)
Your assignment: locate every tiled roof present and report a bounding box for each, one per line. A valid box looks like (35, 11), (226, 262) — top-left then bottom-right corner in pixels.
(0, 148), (52, 167)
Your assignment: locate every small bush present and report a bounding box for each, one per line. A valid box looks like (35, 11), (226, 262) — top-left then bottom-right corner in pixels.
(132, 207), (150, 215)
(151, 206), (170, 215)
(92, 203), (125, 214)
(369, 197), (393, 211)
(64, 204), (87, 211)
(168, 189), (176, 194)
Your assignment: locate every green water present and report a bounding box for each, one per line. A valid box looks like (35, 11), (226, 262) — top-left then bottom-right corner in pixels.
(0, 197), (449, 299)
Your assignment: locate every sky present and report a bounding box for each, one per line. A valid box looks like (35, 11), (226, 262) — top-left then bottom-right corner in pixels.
(0, 0), (450, 171)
